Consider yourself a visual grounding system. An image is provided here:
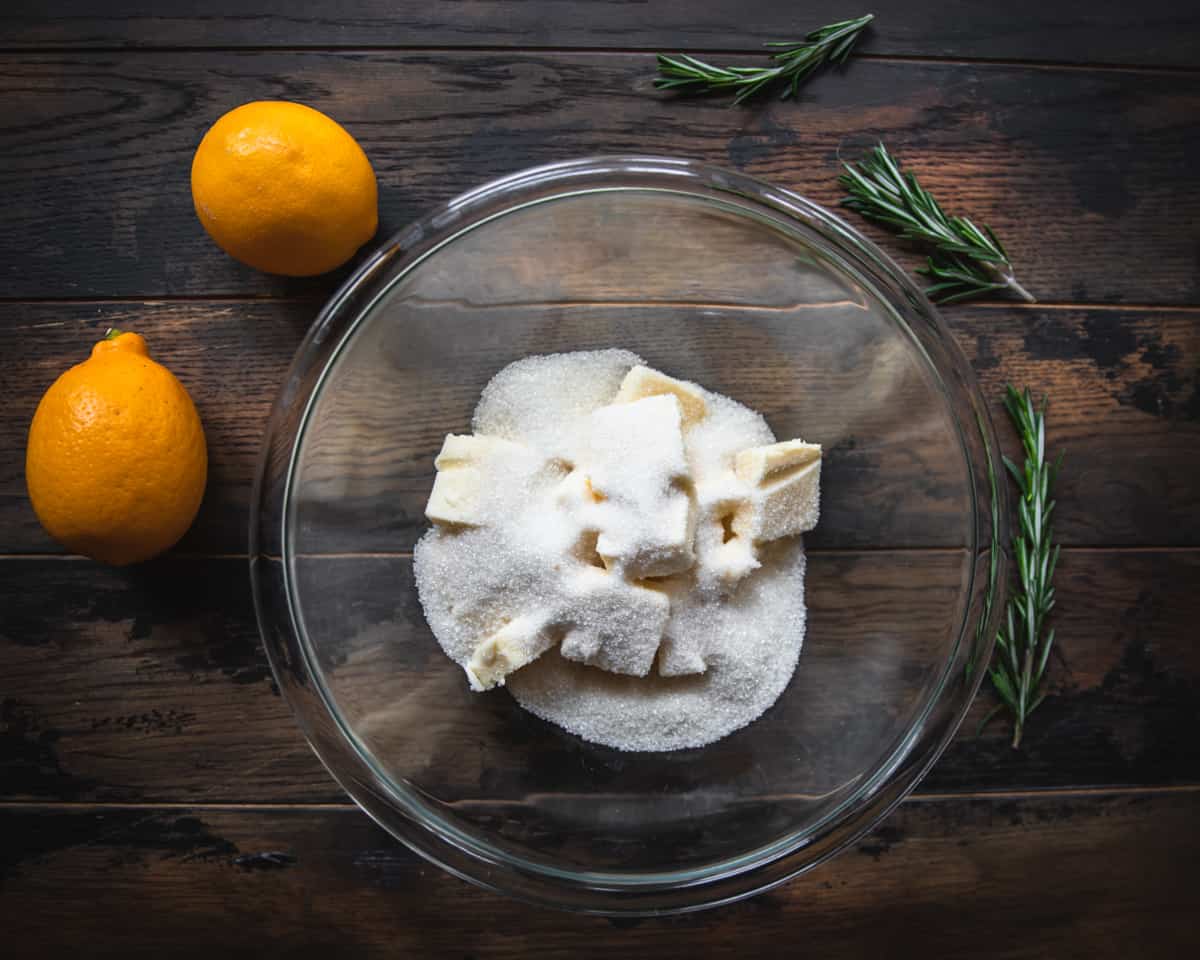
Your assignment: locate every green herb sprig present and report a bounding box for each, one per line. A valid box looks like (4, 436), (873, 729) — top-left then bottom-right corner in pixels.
(984, 386), (1062, 748)
(655, 14), (874, 105)
(839, 144), (1034, 304)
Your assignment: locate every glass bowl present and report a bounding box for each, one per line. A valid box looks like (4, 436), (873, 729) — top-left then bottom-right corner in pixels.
(251, 156), (1006, 914)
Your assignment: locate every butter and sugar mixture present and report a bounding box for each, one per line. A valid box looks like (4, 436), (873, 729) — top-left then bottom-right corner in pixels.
(413, 350), (821, 751)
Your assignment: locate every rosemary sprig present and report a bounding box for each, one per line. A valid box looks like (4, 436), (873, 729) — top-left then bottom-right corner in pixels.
(984, 386), (1062, 749)
(655, 14), (874, 105)
(839, 144), (1034, 304)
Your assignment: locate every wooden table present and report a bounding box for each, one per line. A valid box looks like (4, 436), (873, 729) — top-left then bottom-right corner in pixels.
(3, 3), (1198, 955)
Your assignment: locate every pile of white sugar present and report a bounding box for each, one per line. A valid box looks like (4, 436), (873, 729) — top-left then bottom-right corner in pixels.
(413, 350), (809, 752)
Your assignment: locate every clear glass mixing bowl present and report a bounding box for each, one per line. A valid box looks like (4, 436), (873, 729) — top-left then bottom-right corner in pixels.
(251, 156), (1006, 914)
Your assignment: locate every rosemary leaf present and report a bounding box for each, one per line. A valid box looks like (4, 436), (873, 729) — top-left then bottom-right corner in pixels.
(839, 144), (1035, 304)
(655, 14), (874, 105)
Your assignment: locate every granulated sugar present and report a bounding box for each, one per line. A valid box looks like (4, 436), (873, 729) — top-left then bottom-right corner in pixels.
(473, 349), (640, 456)
(413, 350), (810, 752)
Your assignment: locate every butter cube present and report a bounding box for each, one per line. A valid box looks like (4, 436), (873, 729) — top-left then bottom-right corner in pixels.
(688, 495), (763, 596)
(585, 396), (696, 577)
(732, 439), (822, 542)
(701, 533), (761, 591)
(426, 433), (530, 527)
(649, 575), (712, 676)
(614, 365), (708, 428)
(550, 466), (603, 520)
(557, 567), (671, 677)
(655, 633), (708, 678)
(465, 613), (560, 691)
(611, 491), (695, 578)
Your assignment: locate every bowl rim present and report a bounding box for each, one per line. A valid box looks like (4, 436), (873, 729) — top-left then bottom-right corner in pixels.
(250, 154), (1008, 915)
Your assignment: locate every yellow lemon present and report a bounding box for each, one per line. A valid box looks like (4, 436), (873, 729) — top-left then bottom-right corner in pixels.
(191, 100), (378, 276)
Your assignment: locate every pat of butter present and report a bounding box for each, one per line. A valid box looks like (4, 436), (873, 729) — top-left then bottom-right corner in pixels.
(426, 433), (531, 527)
(614, 365), (708, 429)
(557, 567), (671, 677)
(702, 533), (761, 590)
(585, 395), (696, 578)
(732, 439), (822, 542)
(465, 613), (560, 691)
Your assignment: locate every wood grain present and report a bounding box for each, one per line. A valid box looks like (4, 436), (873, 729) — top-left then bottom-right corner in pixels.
(4, 1), (1199, 67)
(4, 302), (1196, 555)
(0, 53), (1196, 302)
(3, 791), (1197, 957)
(2, 550), (1196, 805)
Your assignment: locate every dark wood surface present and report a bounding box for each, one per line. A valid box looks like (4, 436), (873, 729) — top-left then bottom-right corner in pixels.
(2, 4), (1198, 956)
(4, 792), (1195, 958)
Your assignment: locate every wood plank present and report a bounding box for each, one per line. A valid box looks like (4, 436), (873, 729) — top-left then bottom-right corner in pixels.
(953, 307), (1200, 547)
(3, 1), (1198, 68)
(3, 302), (1196, 555)
(1, 550), (1196, 805)
(0, 53), (1196, 303)
(0, 556), (326, 803)
(3, 792), (1197, 956)
(930, 547), (1200, 792)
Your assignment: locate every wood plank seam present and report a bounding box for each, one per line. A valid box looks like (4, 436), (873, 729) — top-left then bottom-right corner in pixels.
(3, 783), (1199, 813)
(1, 44), (1199, 76)
(5, 297), (1200, 312)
